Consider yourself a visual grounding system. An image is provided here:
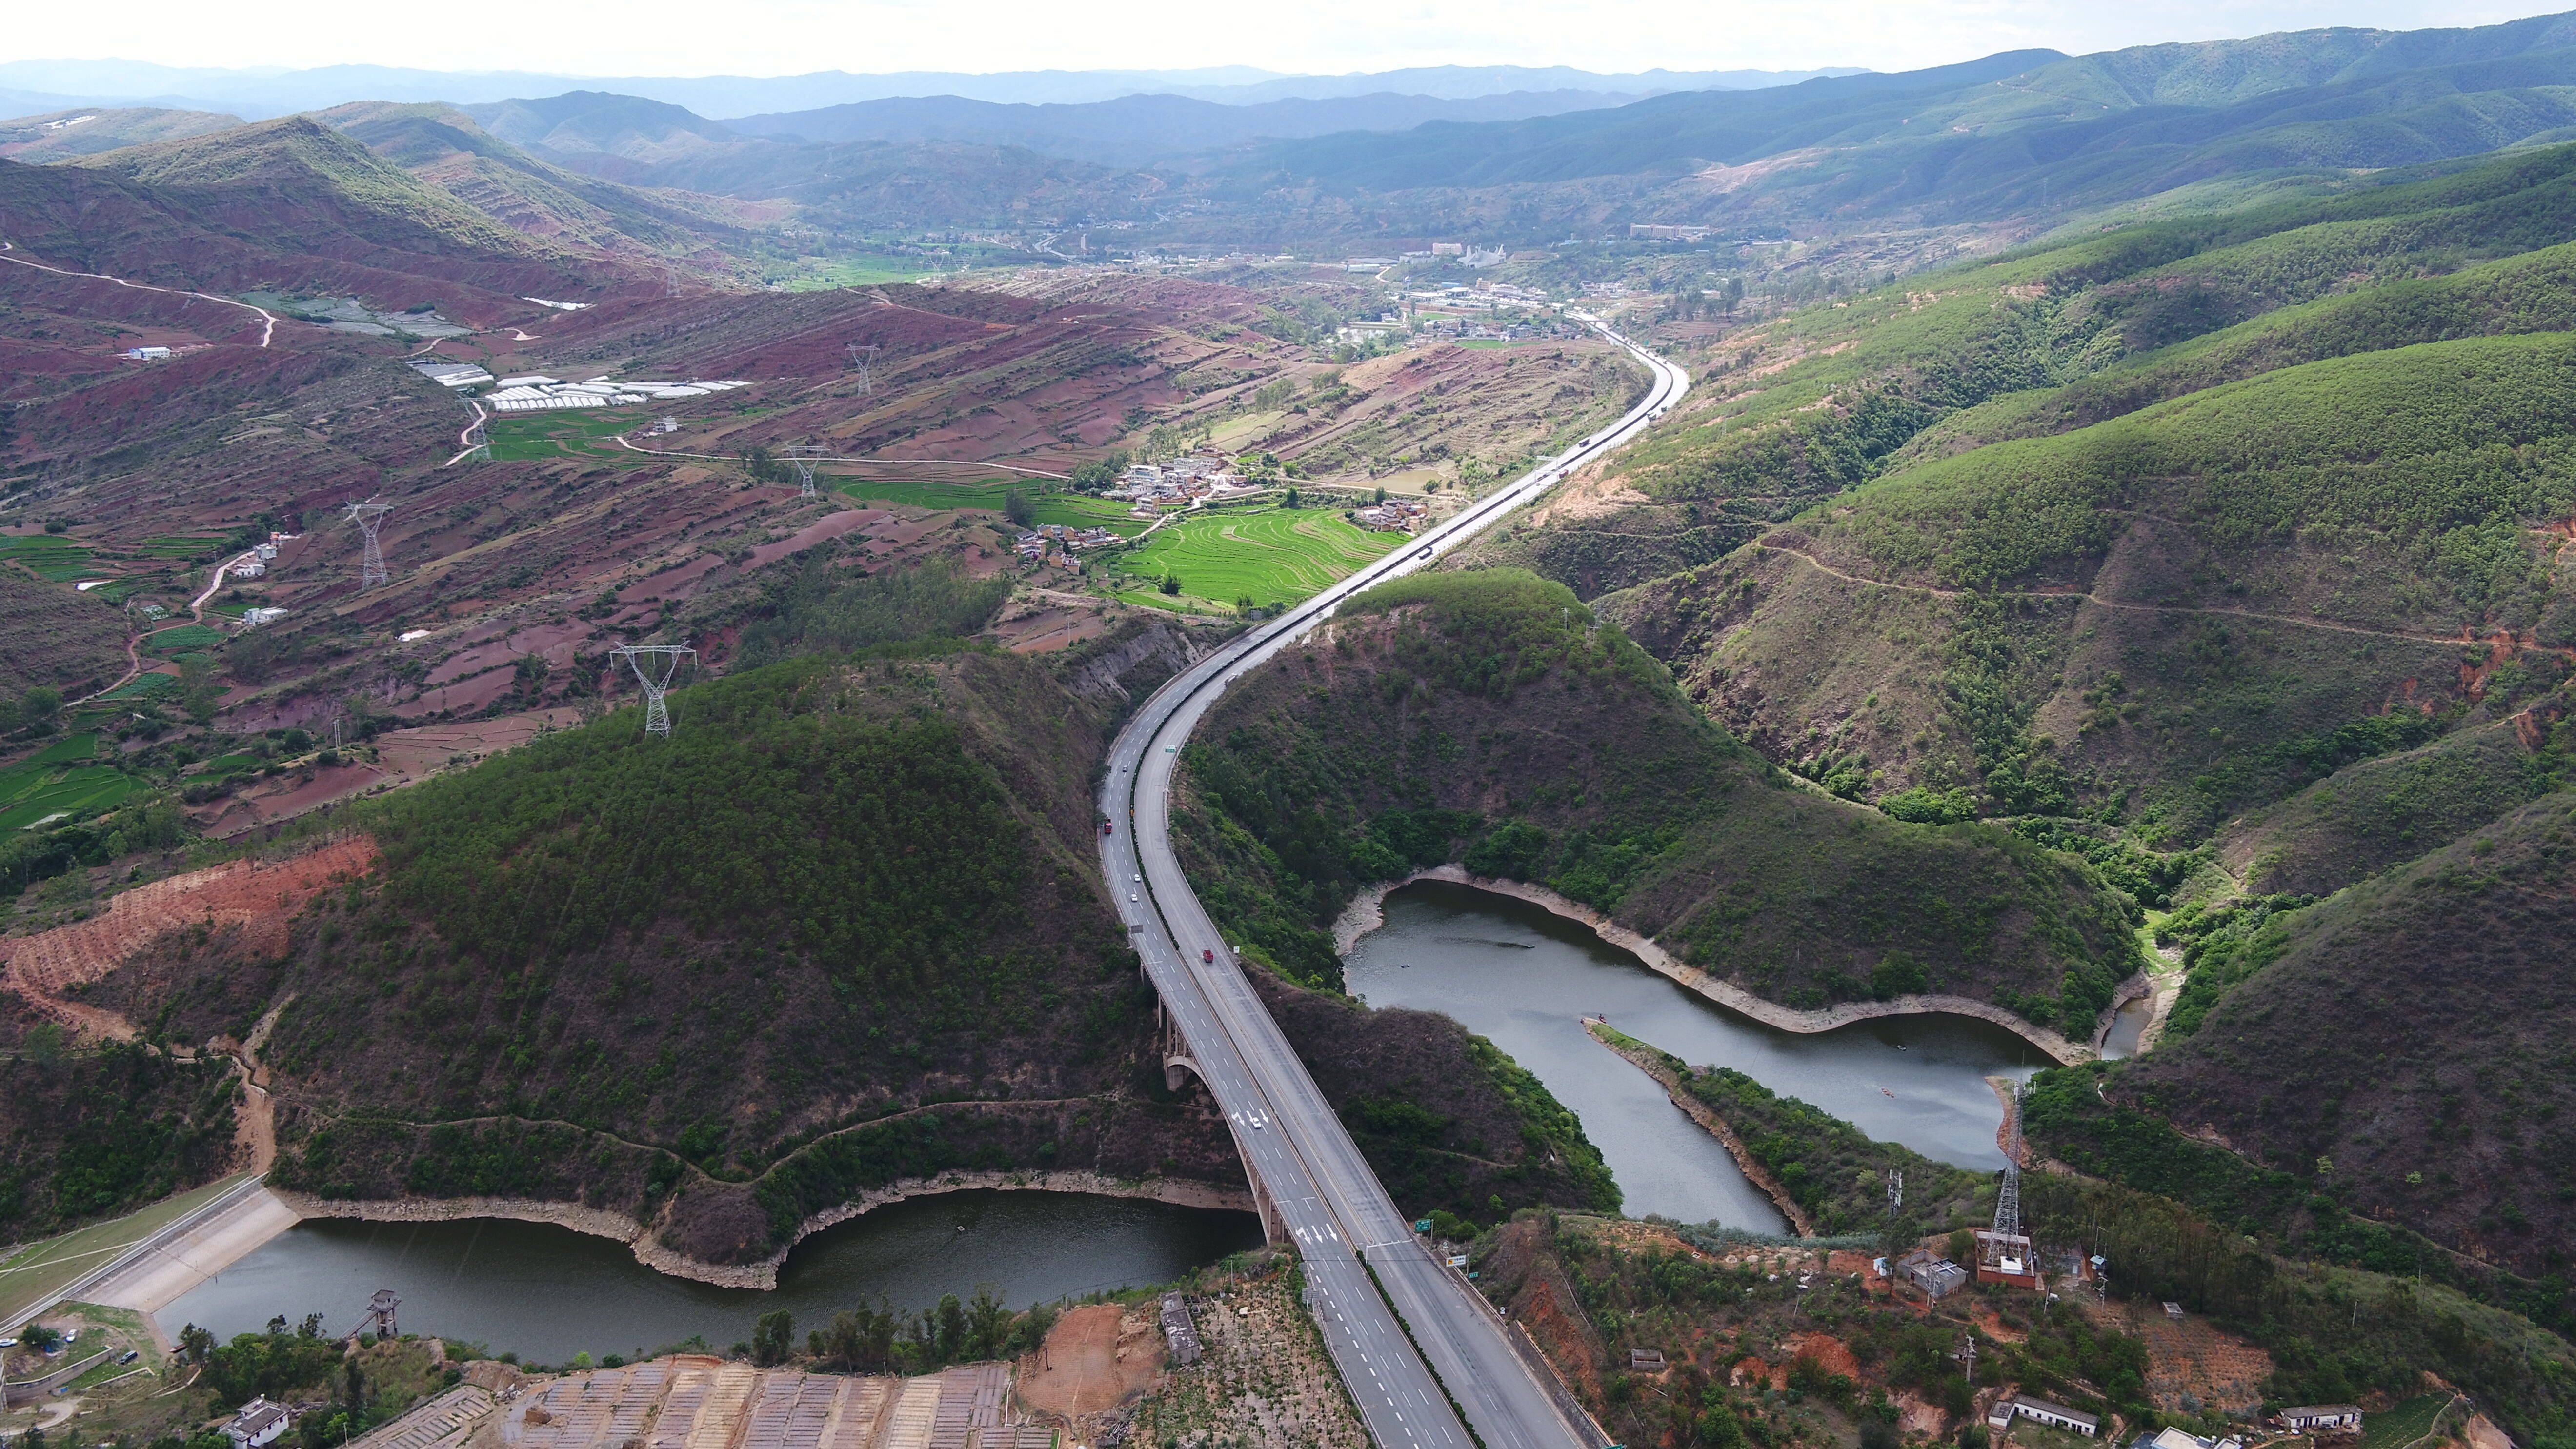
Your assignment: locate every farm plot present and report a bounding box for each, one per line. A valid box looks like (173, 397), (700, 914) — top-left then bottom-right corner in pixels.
(1110, 506), (1401, 608)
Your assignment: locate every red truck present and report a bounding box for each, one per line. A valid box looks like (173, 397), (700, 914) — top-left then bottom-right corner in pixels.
(1202, 948), (1215, 964)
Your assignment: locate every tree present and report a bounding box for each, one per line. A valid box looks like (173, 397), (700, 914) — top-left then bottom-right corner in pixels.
(1159, 574), (1182, 596)
(19, 686), (61, 731)
(751, 1309), (794, 1366)
(1003, 489), (1035, 527)
(180, 1323), (216, 1365)
(932, 1294), (967, 1363)
(21, 1324), (61, 1353)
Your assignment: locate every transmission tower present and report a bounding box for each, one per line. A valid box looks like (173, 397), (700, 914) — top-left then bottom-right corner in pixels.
(343, 501), (394, 588)
(1886, 1167), (1903, 1224)
(781, 443), (833, 500)
(612, 644), (696, 736)
(1993, 1160), (2023, 1241)
(845, 343), (878, 396)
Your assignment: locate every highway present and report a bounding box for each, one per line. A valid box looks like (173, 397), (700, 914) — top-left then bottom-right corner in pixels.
(1098, 316), (1688, 1449)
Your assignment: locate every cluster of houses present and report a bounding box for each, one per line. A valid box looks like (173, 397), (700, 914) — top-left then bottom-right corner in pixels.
(1352, 498), (1428, 533)
(1012, 523), (1121, 568)
(1102, 457), (1264, 511)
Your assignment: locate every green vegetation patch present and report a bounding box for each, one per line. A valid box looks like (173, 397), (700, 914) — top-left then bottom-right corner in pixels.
(837, 477), (1146, 534)
(101, 671), (180, 700)
(1111, 506), (1402, 608)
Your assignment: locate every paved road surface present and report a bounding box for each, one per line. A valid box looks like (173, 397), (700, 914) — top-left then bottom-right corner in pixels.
(1100, 318), (1688, 1449)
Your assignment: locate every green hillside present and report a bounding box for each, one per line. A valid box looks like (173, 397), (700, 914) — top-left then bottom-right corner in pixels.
(95, 619), (1612, 1259)
(1175, 568), (2142, 1034)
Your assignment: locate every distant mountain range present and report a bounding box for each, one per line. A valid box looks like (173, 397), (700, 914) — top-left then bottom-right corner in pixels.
(17, 10), (2576, 252)
(0, 59), (1861, 122)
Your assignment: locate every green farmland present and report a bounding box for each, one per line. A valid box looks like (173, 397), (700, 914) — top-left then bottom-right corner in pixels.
(0, 735), (141, 831)
(144, 624), (227, 654)
(1110, 506), (1403, 609)
(837, 478), (1149, 536)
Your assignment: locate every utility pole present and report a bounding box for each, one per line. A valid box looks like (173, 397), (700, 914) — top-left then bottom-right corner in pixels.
(612, 644), (697, 736)
(342, 501), (393, 589)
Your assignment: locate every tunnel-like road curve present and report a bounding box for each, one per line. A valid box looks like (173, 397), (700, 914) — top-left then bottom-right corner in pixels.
(1097, 317), (1688, 1449)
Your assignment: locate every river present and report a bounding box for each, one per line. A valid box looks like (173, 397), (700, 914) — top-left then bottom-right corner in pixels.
(1343, 880), (2049, 1229)
(158, 1190), (1261, 1363)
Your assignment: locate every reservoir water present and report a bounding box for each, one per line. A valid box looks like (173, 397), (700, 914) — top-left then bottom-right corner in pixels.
(159, 1190), (1261, 1363)
(165, 881), (2053, 1352)
(1344, 880), (2049, 1228)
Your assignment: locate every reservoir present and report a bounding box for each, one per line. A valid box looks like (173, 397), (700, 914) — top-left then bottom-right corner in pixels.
(1343, 881), (2048, 1228)
(158, 1190), (1262, 1363)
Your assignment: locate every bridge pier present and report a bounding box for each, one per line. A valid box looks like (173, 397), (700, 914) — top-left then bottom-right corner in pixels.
(1158, 1004), (1288, 1245)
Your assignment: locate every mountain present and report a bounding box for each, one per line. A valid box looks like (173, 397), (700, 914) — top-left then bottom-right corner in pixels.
(721, 89), (1654, 167)
(0, 59), (1849, 122)
(1221, 10), (2576, 239)
(1176, 569), (2144, 1037)
(1556, 142), (2576, 860)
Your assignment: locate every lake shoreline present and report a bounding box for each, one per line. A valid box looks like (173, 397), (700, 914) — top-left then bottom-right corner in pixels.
(1334, 866), (2101, 1066)
(275, 1171), (1257, 1290)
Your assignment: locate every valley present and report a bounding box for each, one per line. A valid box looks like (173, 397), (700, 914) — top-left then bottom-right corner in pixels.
(7, 14), (2576, 1449)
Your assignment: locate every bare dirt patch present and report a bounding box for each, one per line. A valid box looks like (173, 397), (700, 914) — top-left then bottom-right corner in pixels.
(1018, 1304), (1156, 1423)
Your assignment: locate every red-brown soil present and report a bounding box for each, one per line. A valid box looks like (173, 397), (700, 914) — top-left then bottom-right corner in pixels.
(0, 836), (377, 1038)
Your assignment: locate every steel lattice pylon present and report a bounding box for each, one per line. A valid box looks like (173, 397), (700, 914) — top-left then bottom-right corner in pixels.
(613, 644), (697, 735)
(781, 443), (833, 500)
(1993, 1161), (2022, 1241)
(846, 343), (878, 396)
(343, 501), (394, 588)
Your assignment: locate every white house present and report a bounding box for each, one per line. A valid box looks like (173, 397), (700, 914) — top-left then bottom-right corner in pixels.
(2281, 1407), (2363, 1433)
(2004, 1398), (2100, 1437)
(224, 1398), (292, 1449)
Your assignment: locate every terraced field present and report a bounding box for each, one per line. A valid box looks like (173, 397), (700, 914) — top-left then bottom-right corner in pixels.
(1110, 506), (1403, 608)
(0, 734), (143, 831)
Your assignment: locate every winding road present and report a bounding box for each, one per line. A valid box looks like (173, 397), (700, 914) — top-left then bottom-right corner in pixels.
(1100, 315), (1687, 1449)
(0, 239), (282, 347)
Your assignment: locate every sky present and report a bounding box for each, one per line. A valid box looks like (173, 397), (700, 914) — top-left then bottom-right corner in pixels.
(3, 0), (2566, 77)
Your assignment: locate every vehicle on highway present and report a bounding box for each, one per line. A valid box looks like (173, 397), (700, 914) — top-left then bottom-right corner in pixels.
(1202, 948), (1215, 963)
(1129, 892), (1138, 902)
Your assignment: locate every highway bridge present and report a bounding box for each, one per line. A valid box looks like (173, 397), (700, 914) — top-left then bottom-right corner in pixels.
(1099, 319), (1689, 1449)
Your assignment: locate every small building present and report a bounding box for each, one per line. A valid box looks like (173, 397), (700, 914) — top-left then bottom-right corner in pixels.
(123, 346), (174, 361)
(242, 606), (288, 627)
(1894, 1249), (1968, 1300)
(1158, 1293), (1201, 1367)
(2004, 1398), (2099, 1437)
(233, 559), (266, 578)
(2140, 1426), (2242, 1449)
(2281, 1407), (2363, 1433)
(1629, 1348), (1667, 1372)
(1976, 1228), (2043, 1289)
(225, 1397), (293, 1449)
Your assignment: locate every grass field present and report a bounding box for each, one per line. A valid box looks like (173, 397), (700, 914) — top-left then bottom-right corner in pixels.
(2360, 1396), (2456, 1449)
(1110, 506), (1404, 608)
(836, 479), (1150, 536)
(133, 535), (228, 559)
(485, 411), (655, 464)
(0, 744), (142, 831)
(0, 1173), (250, 1327)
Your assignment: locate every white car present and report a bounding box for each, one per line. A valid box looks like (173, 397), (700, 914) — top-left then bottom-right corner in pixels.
(1129, 893), (1138, 902)
(1133, 873), (1143, 883)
